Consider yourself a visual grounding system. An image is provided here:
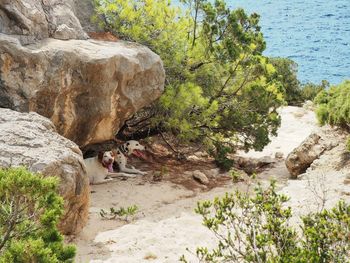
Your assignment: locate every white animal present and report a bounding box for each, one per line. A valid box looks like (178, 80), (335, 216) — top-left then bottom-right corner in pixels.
(112, 140), (148, 177)
(84, 151), (115, 185)
(84, 140), (147, 184)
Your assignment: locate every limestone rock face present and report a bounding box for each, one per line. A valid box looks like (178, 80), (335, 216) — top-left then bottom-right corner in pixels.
(0, 34), (165, 147)
(0, 108), (89, 234)
(0, 0), (87, 42)
(285, 127), (344, 178)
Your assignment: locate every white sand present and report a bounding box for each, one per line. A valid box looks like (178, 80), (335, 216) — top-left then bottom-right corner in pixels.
(92, 213), (217, 263)
(239, 106), (318, 159)
(75, 106), (348, 262)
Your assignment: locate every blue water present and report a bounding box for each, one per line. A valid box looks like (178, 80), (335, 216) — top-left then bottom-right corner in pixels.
(176, 0), (350, 84)
(227, 0), (350, 84)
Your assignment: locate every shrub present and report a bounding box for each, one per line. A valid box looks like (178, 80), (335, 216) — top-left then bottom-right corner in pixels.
(315, 80), (350, 150)
(300, 80), (329, 102)
(269, 57), (302, 105)
(100, 205), (138, 221)
(209, 142), (234, 171)
(93, 0), (285, 159)
(315, 80), (350, 128)
(269, 57), (328, 106)
(181, 182), (350, 262)
(0, 167), (75, 263)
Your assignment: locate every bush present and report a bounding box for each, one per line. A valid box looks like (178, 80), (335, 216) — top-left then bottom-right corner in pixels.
(315, 80), (350, 151)
(93, 0), (285, 158)
(0, 167), (75, 263)
(181, 182), (350, 262)
(269, 57), (328, 106)
(315, 80), (350, 128)
(209, 142), (234, 171)
(269, 57), (301, 105)
(300, 80), (329, 102)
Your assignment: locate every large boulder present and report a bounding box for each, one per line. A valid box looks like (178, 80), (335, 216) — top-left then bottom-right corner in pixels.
(0, 108), (89, 234)
(0, 0), (88, 43)
(285, 126), (344, 178)
(0, 34), (165, 147)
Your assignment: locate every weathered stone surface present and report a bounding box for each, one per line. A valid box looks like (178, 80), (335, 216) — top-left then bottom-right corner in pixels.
(275, 151), (284, 159)
(202, 168), (220, 179)
(0, 34), (165, 147)
(71, 0), (100, 32)
(0, 108), (89, 234)
(192, 170), (210, 185)
(285, 133), (324, 178)
(233, 155), (276, 175)
(0, 0), (87, 42)
(285, 126), (345, 178)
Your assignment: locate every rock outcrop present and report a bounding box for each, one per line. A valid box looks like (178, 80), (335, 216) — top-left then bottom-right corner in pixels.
(233, 155), (276, 175)
(192, 170), (210, 185)
(0, 0), (165, 148)
(0, 0), (88, 43)
(0, 108), (89, 234)
(0, 34), (164, 147)
(71, 0), (100, 32)
(281, 135), (350, 217)
(285, 126), (345, 178)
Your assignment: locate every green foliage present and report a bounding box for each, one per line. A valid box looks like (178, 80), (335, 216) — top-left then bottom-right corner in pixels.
(93, 0), (285, 158)
(269, 57), (327, 105)
(301, 80), (329, 102)
(100, 205), (138, 221)
(269, 57), (301, 105)
(347, 137), (350, 152)
(92, 0), (190, 83)
(0, 167), (75, 263)
(301, 201), (350, 262)
(181, 182), (350, 262)
(230, 170), (244, 182)
(315, 80), (350, 151)
(209, 142), (234, 171)
(315, 80), (350, 129)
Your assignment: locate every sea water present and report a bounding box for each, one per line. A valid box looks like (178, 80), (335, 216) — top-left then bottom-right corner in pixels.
(176, 0), (350, 84)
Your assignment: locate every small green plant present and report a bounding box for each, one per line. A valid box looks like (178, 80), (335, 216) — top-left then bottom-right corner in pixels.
(0, 167), (75, 263)
(152, 166), (168, 182)
(230, 169), (244, 182)
(100, 205), (138, 221)
(210, 143), (234, 171)
(181, 181), (350, 262)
